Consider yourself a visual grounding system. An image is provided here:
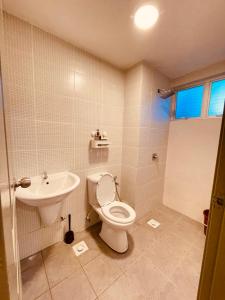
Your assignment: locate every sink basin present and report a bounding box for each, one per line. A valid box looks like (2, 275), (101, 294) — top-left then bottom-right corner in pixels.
(16, 171), (80, 225)
(16, 171), (80, 206)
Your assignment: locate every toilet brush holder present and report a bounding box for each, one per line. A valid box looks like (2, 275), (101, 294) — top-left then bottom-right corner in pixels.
(64, 214), (74, 244)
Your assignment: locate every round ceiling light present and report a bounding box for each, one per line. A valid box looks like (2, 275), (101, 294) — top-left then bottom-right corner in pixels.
(134, 4), (159, 30)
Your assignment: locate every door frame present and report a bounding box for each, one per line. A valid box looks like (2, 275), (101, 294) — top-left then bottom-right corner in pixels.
(0, 202), (10, 300)
(0, 59), (11, 299)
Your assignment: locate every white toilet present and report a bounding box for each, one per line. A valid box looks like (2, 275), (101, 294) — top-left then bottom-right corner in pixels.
(87, 172), (136, 253)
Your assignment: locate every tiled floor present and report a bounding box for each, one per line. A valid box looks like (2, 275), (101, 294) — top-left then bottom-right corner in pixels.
(21, 205), (205, 300)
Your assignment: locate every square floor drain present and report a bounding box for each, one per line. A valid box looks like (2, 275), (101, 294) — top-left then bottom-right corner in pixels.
(72, 241), (89, 256)
(147, 218), (160, 228)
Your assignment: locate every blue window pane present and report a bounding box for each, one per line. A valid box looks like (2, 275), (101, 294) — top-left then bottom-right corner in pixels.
(176, 85), (204, 119)
(208, 79), (225, 116)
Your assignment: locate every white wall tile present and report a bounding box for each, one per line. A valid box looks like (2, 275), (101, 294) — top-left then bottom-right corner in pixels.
(10, 150), (38, 178)
(2, 13), (125, 258)
(36, 121), (74, 150)
(35, 91), (74, 123)
(3, 84), (35, 120)
(9, 119), (37, 151)
(3, 13), (171, 259)
(121, 64), (170, 220)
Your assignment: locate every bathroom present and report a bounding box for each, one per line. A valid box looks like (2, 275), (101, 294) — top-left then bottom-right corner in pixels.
(0, 0), (225, 299)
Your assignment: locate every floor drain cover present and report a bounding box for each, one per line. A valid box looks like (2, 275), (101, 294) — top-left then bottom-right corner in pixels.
(72, 241), (89, 256)
(147, 219), (160, 228)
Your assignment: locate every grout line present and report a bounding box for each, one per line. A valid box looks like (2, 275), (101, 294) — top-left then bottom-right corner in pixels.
(75, 230), (124, 298)
(40, 251), (53, 299)
(96, 271), (123, 298)
(35, 119), (74, 125)
(41, 241), (97, 295)
(78, 252), (102, 268)
(22, 251), (52, 300)
(77, 257), (98, 298)
(41, 262), (78, 290)
(34, 289), (51, 300)
(25, 209), (203, 299)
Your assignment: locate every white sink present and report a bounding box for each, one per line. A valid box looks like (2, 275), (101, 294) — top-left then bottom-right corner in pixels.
(16, 171), (80, 225)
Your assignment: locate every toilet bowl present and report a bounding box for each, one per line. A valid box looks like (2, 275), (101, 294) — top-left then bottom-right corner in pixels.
(87, 172), (136, 253)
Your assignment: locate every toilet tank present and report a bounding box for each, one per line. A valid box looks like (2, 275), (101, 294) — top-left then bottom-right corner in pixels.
(87, 172), (106, 206)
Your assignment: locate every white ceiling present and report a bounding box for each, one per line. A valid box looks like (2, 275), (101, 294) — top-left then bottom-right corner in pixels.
(3, 0), (225, 79)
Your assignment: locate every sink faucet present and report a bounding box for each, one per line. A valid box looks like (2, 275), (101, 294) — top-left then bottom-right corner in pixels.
(42, 171), (48, 180)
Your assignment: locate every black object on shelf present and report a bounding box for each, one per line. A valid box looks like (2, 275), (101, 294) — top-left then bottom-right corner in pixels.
(64, 214), (74, 244)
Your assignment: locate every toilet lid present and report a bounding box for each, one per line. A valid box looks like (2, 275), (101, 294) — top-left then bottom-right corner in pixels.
(96, 173), (116, 207)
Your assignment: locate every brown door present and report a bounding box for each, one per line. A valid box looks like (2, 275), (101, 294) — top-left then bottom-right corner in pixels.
(198, 106), (225, 300)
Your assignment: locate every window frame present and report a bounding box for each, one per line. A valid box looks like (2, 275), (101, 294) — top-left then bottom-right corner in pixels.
(174, 84), (205, 120)
(207, 78), (225, 118)
(171, 75), (225, 121)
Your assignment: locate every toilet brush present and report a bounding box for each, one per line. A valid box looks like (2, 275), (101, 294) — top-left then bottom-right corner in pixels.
(64, 214), (74, 244)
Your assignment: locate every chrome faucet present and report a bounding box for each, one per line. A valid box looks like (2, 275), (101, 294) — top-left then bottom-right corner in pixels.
(42, 171), (48, 180)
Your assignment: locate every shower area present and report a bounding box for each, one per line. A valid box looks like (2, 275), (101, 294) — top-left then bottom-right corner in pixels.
(0, 4), (223, 300)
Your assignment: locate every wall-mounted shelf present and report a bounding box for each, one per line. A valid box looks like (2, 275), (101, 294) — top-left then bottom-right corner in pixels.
(91, 139), (110, 148)
(90, 129), (110, 149)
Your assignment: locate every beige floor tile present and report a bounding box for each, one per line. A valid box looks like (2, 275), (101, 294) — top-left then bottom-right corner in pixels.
(42, 242), (72, 259)
(22, 206), (204, 300)
(145, 231), (192, 277)
(127, 222), (139, 234)
(164, 230), (191, 254)
(51, 268), (96, 300)
(43, 242), (81, 288)
(22, 263), (49, 300)
(98, 274), (145, 300)
(124, 254), (169, 297)
(151, 280), (189, 300)
(187, 244), (204, 274)
(137, 206), (181, 238)
(170, 216), (205, 249)
(138, 205), (181, 224)
(157, 204), (183, 221)
(145, 244), (180, 278)
(131, 224), (156, 251)
(170, 256), (200, 300)
(20, 252), (43, 272)
(36, 290), (52, 300)
(84, 254), (123, 295)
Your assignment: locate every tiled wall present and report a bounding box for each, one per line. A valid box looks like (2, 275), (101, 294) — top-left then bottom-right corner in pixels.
(2, 12), (171, 258)
(121, 64), (170, 218)
(120, 65), (142, 208)
(2, 13), (124, 259)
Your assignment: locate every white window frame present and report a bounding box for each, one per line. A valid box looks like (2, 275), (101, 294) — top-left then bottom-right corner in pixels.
(171, 75), (225, 121)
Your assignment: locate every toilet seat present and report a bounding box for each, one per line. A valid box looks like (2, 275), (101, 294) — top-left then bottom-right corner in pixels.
(101, 201), (136, 224)
(95, 173), (136, 225)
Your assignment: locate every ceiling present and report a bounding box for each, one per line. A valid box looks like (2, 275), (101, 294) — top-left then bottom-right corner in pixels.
(3, 0), (225, 79)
